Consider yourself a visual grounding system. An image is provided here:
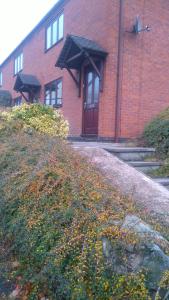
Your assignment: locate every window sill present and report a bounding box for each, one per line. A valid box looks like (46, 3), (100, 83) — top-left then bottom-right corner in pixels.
(44, 38), (64, 53)
(53, 104), (62, 109)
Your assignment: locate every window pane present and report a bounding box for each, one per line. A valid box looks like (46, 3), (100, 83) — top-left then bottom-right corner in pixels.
(17, 56), (20, 72)
(51, 90), (56, 105)
(20, 53), (23, 70)
(57, 81), (62, 105)
(15, 97), (22, 106)
(45, 89), (50, 105)
(52, 20), (58, 44)
(58, 14), (64, 40)
(46, 26), (52, 49)
(94, 76), (100, 103)
(57, 81), (62, 99)
(15, 59), (17, 74)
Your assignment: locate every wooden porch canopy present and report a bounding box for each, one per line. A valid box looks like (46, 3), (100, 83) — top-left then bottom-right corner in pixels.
(14, 73), (41, 102)
(55, 35), (107, 96)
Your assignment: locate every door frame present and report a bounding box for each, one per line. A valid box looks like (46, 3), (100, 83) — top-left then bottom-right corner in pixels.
(82, 60), (101, 136)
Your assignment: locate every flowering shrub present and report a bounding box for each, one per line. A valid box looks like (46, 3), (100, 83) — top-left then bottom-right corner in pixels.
(0, 103), (69, 138)
(0, 127), (153, 300)
(1, 112), (169, 299)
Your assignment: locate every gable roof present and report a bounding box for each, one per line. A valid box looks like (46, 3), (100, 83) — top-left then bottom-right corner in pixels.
(56, 34), (107, 69)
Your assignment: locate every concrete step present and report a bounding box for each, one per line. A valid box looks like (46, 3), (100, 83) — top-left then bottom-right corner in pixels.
(153, 177), (169, 187)
(128, 161), (162, 173)
(105, 147), (155, 161)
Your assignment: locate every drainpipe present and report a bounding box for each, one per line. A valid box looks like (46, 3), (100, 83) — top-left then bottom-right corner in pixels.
(114, 0), (124, 142)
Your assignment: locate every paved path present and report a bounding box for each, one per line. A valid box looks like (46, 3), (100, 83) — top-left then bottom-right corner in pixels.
(74, 144), (169, 225)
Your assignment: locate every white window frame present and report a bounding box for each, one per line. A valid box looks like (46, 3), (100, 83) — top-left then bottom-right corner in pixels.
(45, 78), (63, 107)
(14, 53), (23, 75)
(14, 96), (22, 106)
(46, 13), (64, 50)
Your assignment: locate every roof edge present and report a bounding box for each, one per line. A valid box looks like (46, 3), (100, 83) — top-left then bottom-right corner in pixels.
(0, 0), (68, 69)
(56, 34), (108, 69)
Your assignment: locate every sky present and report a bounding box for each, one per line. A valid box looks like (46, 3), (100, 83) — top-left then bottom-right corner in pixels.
(0, 0), (59, 64)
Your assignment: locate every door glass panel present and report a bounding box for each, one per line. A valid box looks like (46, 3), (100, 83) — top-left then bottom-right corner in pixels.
(86, 71), (93, 105)
(88, 72), (93, 84)
(94, 76), (100, 103)
(87, 83), (92, 104)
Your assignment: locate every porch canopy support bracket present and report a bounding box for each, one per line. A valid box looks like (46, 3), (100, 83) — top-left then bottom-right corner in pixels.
(66, 50), (84, 64)
(19, 91), (29, 103)
(66, 66), (79, 87)
(84, 51), (104, 92)
(84, 51), (101, 77)
(65, 65), (82, 98)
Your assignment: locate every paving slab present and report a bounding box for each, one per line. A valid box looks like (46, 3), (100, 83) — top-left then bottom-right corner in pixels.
(70, 141), (134, 149)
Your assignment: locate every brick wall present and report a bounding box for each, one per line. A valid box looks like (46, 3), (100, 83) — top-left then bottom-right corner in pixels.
(120, 0), (169, 139)
(1, 0), (169, 139)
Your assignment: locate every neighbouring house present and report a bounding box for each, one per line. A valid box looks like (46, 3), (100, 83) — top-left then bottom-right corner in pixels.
(0, 0), (169, 141)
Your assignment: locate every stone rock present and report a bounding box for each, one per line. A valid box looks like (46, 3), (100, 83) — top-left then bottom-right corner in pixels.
(122, 214), (169, 249)
(102, 215), (169, 295)
(141, 243), (169, 290)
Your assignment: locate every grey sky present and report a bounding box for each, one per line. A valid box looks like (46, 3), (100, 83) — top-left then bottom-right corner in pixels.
(0, 0), (58, 64)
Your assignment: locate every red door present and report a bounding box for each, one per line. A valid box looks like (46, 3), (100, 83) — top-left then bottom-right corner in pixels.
(83, 67), (100, 135)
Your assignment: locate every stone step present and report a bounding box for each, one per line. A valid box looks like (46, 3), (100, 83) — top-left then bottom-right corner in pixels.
(128, 161), (162, 173)
(105, 147), (155, 161)
(153, 177), (169, 187)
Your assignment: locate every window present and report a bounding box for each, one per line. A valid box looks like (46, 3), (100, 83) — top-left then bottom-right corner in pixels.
(14, 53), (23, 75)
(45, 79), (62, 107)
(46, 13), (64, 50)
(0, 72), (2, 86)
(14, 96), (22, 106)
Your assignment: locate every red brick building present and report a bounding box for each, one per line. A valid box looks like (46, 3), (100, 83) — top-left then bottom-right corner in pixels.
(0, 0), (169, 141)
